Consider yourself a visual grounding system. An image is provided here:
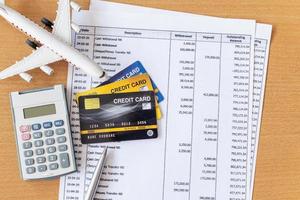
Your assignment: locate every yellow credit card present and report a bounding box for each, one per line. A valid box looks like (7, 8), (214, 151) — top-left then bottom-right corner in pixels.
(76, 74), (162, 119)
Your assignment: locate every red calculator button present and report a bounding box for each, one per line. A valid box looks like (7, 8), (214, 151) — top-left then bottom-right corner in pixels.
(21, 133), (31, 141)
(20, 125), (31, 133)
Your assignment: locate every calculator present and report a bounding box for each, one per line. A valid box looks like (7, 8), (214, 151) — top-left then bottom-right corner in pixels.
(10, 85), (76, 180)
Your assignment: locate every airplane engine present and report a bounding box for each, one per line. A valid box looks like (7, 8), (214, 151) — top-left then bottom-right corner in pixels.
(25, 39), (39, 50)
(40, 65), (54, 76)
(41, 17), (53, 30)
(19, 72), (32, 82)
(71, 22), (81, 33)
(70, 1), (81, 12)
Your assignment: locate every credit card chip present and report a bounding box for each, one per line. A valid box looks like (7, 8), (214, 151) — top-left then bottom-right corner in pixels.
(84, 98), (100, 110)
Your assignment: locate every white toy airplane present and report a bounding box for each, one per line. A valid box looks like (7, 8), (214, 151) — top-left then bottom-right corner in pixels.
(0, 0), (106, 82)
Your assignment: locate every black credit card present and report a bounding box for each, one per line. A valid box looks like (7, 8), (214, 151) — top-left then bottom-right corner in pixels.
(78, 91), (158, 143)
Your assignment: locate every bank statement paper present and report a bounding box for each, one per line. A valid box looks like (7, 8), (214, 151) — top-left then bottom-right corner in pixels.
(90, 1), (272, 198)
(90, 3), (272, 192)
(59, 5), (259, 200)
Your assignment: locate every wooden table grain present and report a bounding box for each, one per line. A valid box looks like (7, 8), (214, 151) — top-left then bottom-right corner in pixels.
(0, 0), (299, 199)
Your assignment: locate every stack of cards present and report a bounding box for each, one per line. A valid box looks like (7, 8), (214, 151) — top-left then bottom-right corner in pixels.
(76, 61), (164, 144)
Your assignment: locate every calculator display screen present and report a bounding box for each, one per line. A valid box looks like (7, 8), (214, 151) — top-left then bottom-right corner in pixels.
(23, 104), (56, 119)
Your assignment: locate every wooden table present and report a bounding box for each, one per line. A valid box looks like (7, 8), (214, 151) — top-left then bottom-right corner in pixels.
(0, 0), (299, 199)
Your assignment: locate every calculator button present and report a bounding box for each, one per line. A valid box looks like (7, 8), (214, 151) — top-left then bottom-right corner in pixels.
(49, 163), (59, 170)
(47, 146), (56, 154)
(54, 120), (64, 127)
(37, 157), (46, 164)
(33, 132), (42, 139)
(34, 140), (44, 147)
(57, 136), (66, 143)
(58, 145), (68, 152)
(45, 138), (55, 145)
(59, 153), (70, 168)
(25, 158), (34, 166)
(24, 150), (33, 157)
(23, 142), (32, 149)
(26, 167), (36, 174)
(37, 165), (47, 172)
(56, 128), (65, 135)
(35, 148), (45, 155)
(20, 125), (31, 133)
(32, 123), (41, 131)
(48, 155), (57, 162)
(43, 122), (53, 129)
(21, 133), (31, 141)
(44, 130), (54, 137)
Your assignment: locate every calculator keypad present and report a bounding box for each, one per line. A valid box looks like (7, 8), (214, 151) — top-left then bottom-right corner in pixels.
(56, 128), (65, 135)
(18, 120), (73, 177)
(58, 145), (68, 152)
(45, 130), (54, 137)
(57, 136), (66, 143)
(24, 150), (33, 157)
(33, 132), (42, 139)
(26, 167), (36, 174)
(21, 133), (31, 141)
(20, 125), (31, 133)
(54, 120), (64, 127)
(34, 140), (44, 147)
(49, 163), (59, 170)
(43, 122), (52, 129)
(37, 157), (46, 164)
(47, 146), (56, 154)
(38, 165), (47, 172)
(23, 142), (32, 149)
(32, 124), (41, 131)
(46, 138), (55, 145)
(35, 148), (45, 155)
(25, 159), (34, 166)
(48, 155), (57, 162)
(59, 153), (70, 168)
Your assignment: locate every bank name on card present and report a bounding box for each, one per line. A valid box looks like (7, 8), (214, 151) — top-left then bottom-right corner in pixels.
(100, 61), (164, 103)
(76, 74), (162, 119)
(78, 91), (158, 143)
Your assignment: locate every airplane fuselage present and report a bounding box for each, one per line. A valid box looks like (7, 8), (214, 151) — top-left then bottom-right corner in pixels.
(0, 3), (106, 79)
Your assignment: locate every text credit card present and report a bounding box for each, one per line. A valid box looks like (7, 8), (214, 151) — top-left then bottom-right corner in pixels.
(76, 74), (162, 119)
(78, 91), (158, 143)
(99, 61), (164, 103)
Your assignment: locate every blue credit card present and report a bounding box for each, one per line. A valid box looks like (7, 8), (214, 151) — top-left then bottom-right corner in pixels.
(99, 61), (164, 103)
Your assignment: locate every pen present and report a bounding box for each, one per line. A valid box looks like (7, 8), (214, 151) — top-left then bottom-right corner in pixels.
(84, 146), (108, 200)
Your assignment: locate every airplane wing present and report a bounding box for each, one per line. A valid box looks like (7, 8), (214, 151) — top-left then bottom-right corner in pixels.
(52, 0), (72, 44)
(0, 46), (62, 80)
